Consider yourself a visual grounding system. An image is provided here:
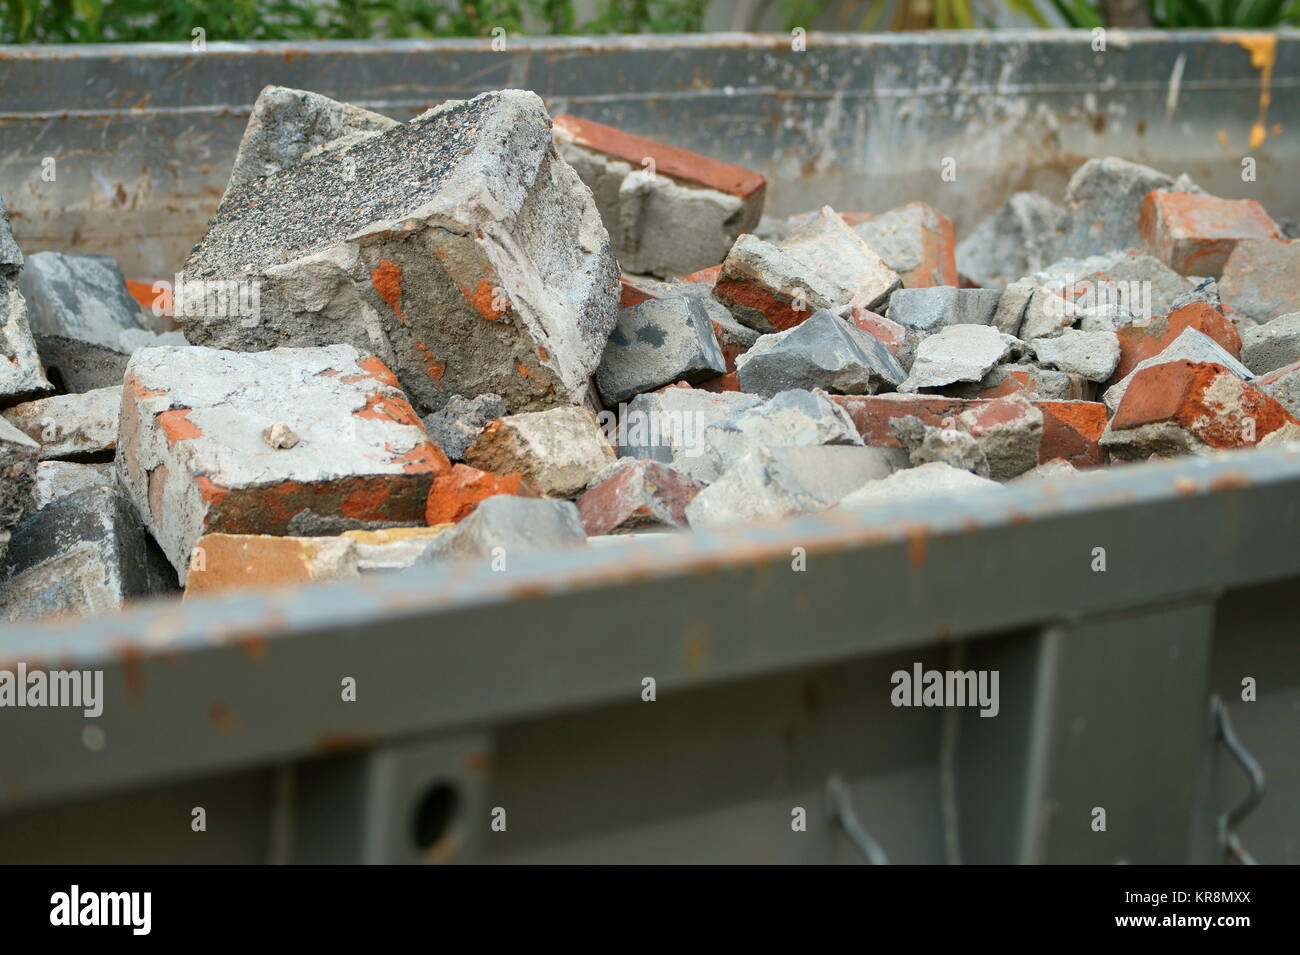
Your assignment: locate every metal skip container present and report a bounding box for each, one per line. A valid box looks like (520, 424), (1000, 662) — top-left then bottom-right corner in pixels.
(0, 31), (1296, 863)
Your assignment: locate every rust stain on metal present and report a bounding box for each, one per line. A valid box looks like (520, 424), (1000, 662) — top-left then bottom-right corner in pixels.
(1209, 470), (1251, 492)
(208, 701), (237, 732)
(316, 731), (378, 753)
(903, 524), (927, 569)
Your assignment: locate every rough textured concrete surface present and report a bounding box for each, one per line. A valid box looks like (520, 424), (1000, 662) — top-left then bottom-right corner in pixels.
(946, 364), (1087, 401)
(991, 279), (1035, 336)
(735, 309), (905, 397)
(840, 461), (1002, 508)
(1054, 157), (1176, 259)
(596, 296), (726, 404)
(685, 444), (898, 527)
(615, 387), (762, 482)
(957, 191), (1063, 289)
(117, 344), (443, 581)
(0, 416), (39, 534)
(890, 415), (990, 476)
(1241, 311), (1300, 376)
(1104, 327), (1252, 413)
(420, 393), (506, 462)
(18, 252), (183, 392)
(1219, 239), (1300, 324)
(0, 193), (21, 278)
(553, 114), (765, 279)
(0, 484), (177, 623)
(1255, 360), (1300, 418)
(702, 388), (863, 475)
(956, 394), (1045, 481)
(1029, 329), (1120, 382)
(464, 405), (614, 497)
(852, 202), (957, 288)
(577, 458), (702, 535)
(0, 278), (52, 402)
(886, 286), (1001, 332)
(900, 325), (1019, 391)
(2, 386), (119, 461)
(419, 494), (586, 564)
(33, 461), (112, 510)
(773, 208), (900, 312)
(1102, 360), (1300, 459)
(226, 85), (399, 190)
(180, 90), (620, 414)
(712, 234), (843, 333)
(1140, 190), (1279, 278)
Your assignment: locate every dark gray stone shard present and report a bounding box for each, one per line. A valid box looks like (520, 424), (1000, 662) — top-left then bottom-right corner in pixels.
(419, 495), (586, 564)
(734, 308), (905, 398)
(596, 296), (726, 404)
(421, 393), (507, 462)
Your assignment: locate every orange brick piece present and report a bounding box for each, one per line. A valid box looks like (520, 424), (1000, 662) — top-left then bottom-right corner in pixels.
(1111, 302), (1242, 383)
(1140, 190), (1279, 278)
(425, 464), (538, 524)
(1102, 360), (1300, 459)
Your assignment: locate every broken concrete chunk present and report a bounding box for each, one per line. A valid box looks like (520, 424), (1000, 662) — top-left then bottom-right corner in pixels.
(1169, 276), (1222, 314)
(900, 325), (1019, 392)
(1140, 190), (1278, 278)
(226, 85), (399, 190)
(685, 444), (898, 528)
(33, 461), (112, 510)
(116, 344), (444, 582)
(839, 461), (1002, 508)
(712, 234), (845, 334)
(735, 308), (905, 397)
(1219, 239), (1300, 325)
(419, 494), (586, 564)
(425, 463), (538, 524)
(0, 194), (21, 278)
(553, 114), (765, 279)
(18, 252), (184, 392)
(852, 202), (957, 288)
(991, 280), (1035, 337)
(956, 191), (1063, 289)
(886, 286), (1001, 332)
(0, 484), (177, 623)
(890, 415), (989, 476)
(1255, 360), (1300, 418)
(464, 405), (614, 498)
(614, 387), (762, 482)
(595, 296), (726, 404)
(1054, 157), (1176, 259)
(345, 525), (453, 571)
(576, 458), (702, 535)
(1241, 311), (1300, 376)
(1012, 459), (1082, 483)
(2, 386), (119, 461)
(946, 363), (1087, 401)
(420, 393), (506, 462)
(702, 388), (863, 475)
(956, 394), (1044, 481)
(1029, 329), (1120, 383)
(0, 279), (53, 402)
(180, 90), (620, 414)
(779, 208), (902, 312)
(0, 416), (39, 534)
(1101, 360), (1300, 459)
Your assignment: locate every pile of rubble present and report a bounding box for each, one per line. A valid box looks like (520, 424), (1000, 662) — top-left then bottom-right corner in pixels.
(3, 85), (1299, 622)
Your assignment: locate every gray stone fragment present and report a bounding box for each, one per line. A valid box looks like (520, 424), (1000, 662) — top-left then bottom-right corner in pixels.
(703, 388), (862, 475)
(956, 394), (1044, 481)
(1029, 329), (1120, 382)
(0, 484), (177, 623)
(1054, 157), (1175, 259)
(19, 252), (184, 392)
(839, 461), (1002, 508)
(956, 191), (1063, 288)
(464, 405), (615, 498)
(886, 286), (1001, 332)
(1012, 459), (1081, 483)
(0, 194), (21, 278)
(180, 90), (619, 414)
(33, 461), (113, 510)
(2, 386), (120, 461)
(1099, 252), (1196, 317)
(227, 86), (398, 190)
(1102, 327), (1252, 412)
(900, 325), (1019, 391)
(685, 444), (898, 527)
(421, 393), (506, 462)
(779, 208), (901, 311)
(419, 495), (586, 564)
(991, 280), (1034, 336)
(889, 416), (989, 476)
(0, 416), (39, 535)
(734, 308), (904, 397)
(1, 278), (53, 402)
(1256, 362), (1300, 418)
(945, 363), (1087, 401)
(1075, 301), (1139, 332)
(1169, 277), (1221, 314)
(615, 388), (763, 483)
(1241, 311), (1300, 376)
(596, 296), (726, 404)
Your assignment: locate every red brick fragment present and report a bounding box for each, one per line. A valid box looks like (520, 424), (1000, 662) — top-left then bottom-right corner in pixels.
(1112, 302), (1242, 382)
(425, 463), (539, 524)
(1140, 190), (1279, 278)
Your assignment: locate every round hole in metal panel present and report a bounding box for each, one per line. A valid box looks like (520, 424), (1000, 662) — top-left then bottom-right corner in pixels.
(413, 782), (460, 860)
